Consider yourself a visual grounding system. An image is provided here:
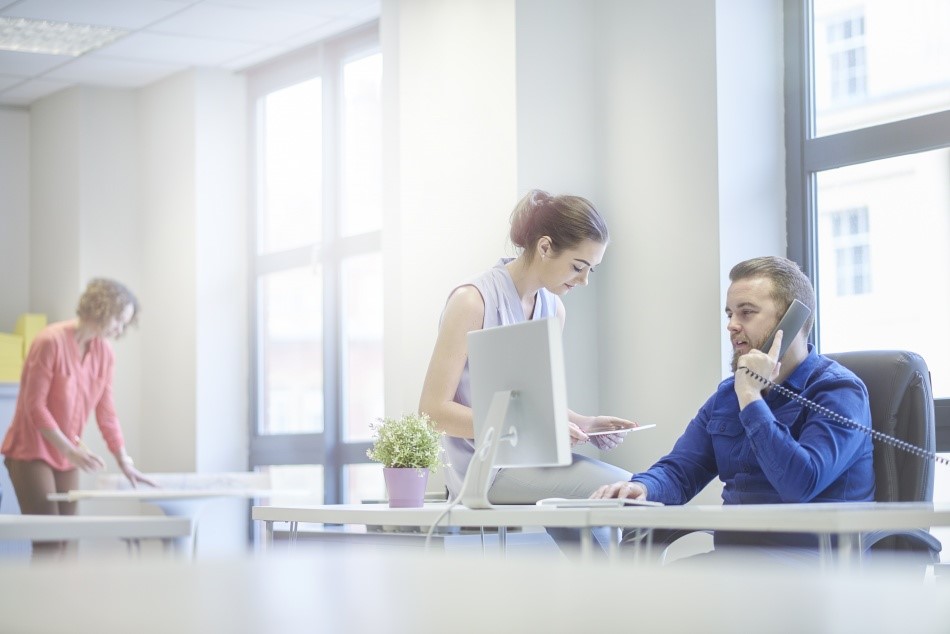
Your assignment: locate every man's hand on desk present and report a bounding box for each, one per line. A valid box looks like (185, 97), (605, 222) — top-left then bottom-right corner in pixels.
(591, 480), (649, 501)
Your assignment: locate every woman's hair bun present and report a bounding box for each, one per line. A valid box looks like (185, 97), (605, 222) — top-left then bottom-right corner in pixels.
(508, 189), (608, 254)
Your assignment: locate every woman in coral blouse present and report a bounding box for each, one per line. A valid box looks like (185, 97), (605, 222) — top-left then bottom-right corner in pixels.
(2, 278), (156, 556)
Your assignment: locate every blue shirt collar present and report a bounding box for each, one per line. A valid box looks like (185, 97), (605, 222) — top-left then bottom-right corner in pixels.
(783, 343), (819, 392)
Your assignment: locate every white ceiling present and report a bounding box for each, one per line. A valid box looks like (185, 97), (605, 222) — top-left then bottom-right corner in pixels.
(0, 0), (379, 108)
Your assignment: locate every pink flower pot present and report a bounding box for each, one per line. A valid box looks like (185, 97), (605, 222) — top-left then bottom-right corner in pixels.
(383, 467), (429, 508)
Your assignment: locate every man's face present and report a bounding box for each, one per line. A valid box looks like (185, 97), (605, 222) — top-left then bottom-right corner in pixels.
(725, 277), (783, 372)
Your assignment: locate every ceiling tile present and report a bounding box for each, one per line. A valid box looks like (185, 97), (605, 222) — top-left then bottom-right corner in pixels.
(0, 76), (70, 105)
(0, 49), (70, 76)
(221, 17), (360, 70)
(1, 0), (189, 30)
(148, 3), (333, 44)
(99, 31), (260, 66)
(0, 73), (21, 90)
(44, 55), (181, 88)
(209, 0), (378, 18)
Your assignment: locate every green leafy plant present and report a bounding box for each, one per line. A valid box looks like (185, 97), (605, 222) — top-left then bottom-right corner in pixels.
(366, 412), (444, 473)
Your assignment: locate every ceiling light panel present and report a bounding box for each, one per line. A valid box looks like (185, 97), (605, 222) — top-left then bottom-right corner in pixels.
(0, 16), (127, 56)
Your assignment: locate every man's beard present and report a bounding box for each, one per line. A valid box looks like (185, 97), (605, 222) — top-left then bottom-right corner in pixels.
(731, 336), (766, 373)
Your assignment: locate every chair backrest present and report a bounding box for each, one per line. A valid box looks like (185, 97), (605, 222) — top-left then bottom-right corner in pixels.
(824, 350), (935, 504)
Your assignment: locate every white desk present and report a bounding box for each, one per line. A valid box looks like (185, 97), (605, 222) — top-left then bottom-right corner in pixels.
(589, 501), (950, 564)
(253, 503), (596, 556)
(50, 487), (281, 509)
(0, 514), (191, 552)
(50, 488), (291, 556)
(253, 501), (950, 565)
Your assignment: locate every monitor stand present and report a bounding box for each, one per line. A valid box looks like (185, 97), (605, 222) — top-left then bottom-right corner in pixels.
(460, 390), (518, 510)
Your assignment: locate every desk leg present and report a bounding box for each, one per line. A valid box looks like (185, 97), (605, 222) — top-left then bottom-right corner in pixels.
(627, 528), (650, 566)
(162, 520), (195, 561)
(260, 521), (273, 553)
(170, 533), (191, 558)
(837, 532), (861, 567)
(149, 500), (205, 560)
(818, 533), (832, 570)
(580, 528), (592, 561)
(607, 527), (620, 562)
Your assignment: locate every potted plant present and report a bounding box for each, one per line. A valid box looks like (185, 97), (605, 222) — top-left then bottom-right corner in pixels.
(366, 412), (444, 508)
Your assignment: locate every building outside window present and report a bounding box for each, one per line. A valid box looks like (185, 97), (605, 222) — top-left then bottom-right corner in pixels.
(826, 12), (867, 102)
(828, 207), (871, 296)
(246, 23), (385, 505)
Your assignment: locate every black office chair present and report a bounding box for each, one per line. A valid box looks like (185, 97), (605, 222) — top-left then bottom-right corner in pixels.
(621, 350), (942, 564)
(826, 350), (941, 561)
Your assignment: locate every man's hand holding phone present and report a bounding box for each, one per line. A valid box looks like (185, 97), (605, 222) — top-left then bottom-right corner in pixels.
(735, 330), (783, 408)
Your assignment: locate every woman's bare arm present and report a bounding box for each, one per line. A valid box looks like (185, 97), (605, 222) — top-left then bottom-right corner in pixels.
(418, 286), (484, 439)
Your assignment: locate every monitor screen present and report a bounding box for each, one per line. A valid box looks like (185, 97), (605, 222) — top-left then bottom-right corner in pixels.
(461, 318), (571, 508)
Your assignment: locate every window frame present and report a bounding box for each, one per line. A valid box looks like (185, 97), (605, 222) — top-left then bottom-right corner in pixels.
(246, 22), (381, 503)
(784, 0), (950, 449)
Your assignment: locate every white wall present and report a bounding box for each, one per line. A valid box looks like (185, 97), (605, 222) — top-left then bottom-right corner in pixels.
(78, 90), (144, 461)
(383, 0), (519, 421)
(137, 70), (248, 554)
(135, 69), (247, 479)
(193, 69), (247, 474)
(28, 90), (83, 320)
(592, 0), (785, 503)
(715, 0), (787, 366)
(515, 0), (602, 418)
(0, 109), (29, 332)
(138, 73), (200, 472)
(593, 1), (727, 498)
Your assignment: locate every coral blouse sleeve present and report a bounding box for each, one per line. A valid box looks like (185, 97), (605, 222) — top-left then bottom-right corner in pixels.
(21, 337), (61, 432)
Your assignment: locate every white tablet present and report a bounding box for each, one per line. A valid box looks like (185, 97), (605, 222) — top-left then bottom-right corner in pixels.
(584, 423), (656, 437)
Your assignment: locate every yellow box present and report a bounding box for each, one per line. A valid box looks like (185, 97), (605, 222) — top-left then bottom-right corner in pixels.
(0, 363), (22, 382)
(0, 332), (22, 360)
(15, 313), (46, 357)
(0, 332), (23, 382)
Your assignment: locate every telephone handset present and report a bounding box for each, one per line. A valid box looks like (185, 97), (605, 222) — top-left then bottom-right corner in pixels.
(760, 299), (811, 361)
(737, 298), (949, 466)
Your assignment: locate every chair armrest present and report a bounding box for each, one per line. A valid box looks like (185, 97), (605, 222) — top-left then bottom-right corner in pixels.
(863, 528), (942, 563)
(620, 528), (713, 563)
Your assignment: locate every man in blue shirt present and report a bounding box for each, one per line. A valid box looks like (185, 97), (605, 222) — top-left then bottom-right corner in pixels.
(594, 256), (874, 551)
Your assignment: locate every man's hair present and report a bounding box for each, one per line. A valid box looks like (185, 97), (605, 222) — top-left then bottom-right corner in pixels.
(76, 278), (139, 335)
(729, 256), (816, 334)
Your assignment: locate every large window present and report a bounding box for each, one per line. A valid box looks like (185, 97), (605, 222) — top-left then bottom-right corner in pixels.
(247, 23), (385, 505)
(786, 0), (950, 539)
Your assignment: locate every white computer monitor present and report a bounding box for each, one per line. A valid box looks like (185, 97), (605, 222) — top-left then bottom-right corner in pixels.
(460, 317), (572, 509)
